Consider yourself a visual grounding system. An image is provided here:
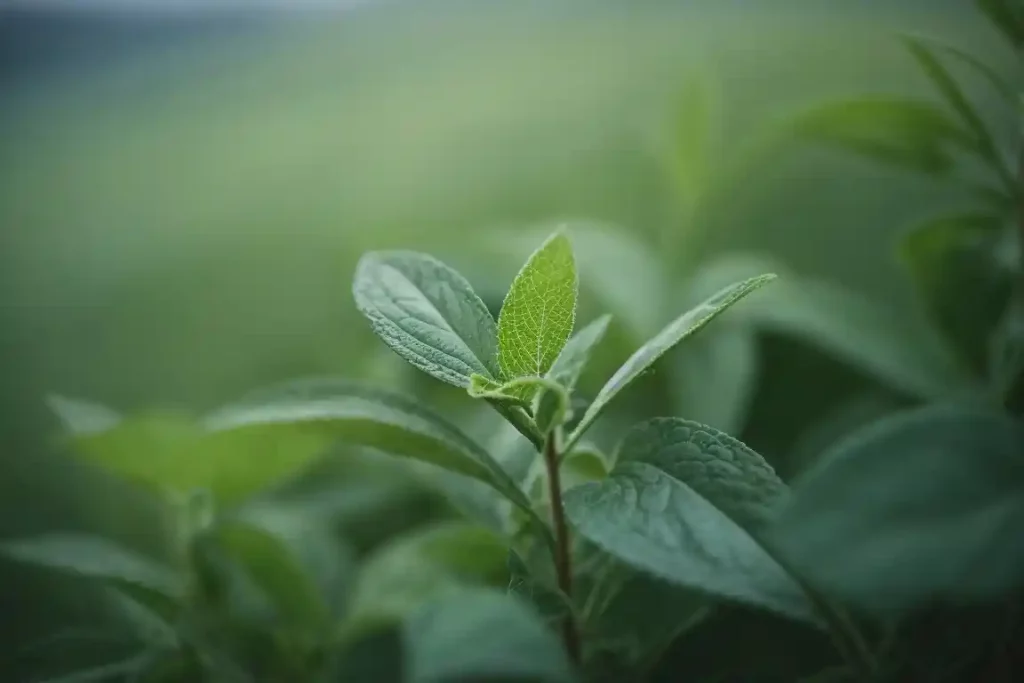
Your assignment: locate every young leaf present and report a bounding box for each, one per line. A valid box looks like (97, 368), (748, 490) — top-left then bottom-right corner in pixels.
(404, 588), (575, 683)
(533, 383), (571, 437)
(567, 274), (776, 449)
(0, 534), (185, 599)
(770, 405), (1024, 615)
(353, 250), (499, 388)
(548, 314), (612, 392)
(497, 231), (578, 383)
(563, 418), (815, 622)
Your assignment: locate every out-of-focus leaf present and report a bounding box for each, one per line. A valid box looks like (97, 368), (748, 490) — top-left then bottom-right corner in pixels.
(976, 0), (1024, 49)
(46, 395), (122, 436)
(788, 97), (975, 174)
(771, 405), (1024, 615)
(669, 73), (720, 214)
(352, 250), (500, 388)
(899, 212), (1014, 371)
(497, 231), (578, 386)
(28, 653), (157, 683)
(564, 418), (815, 622)
(0, 534), (184, 599)
(567, 275), (776, 449)
(507, 549), (573, 628)
(346, 521), (510, 625)
(549, 314), (612, 392)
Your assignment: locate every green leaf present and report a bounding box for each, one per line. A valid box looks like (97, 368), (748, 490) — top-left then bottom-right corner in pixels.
(353, 250), (499, 388)
(507, 549), (573, 627)
(497, 231), (579, 384)
(567, 274), (776, 449)
(533, 383), (571, 437)
(976, 0), (1024, 48)
(548, 314), (612, 392)
(788, 97), (975, 174)
(347, 521), (510, 625)
(404, 588), (576, 683)
(771, 405), (1024, 615)
(669, 72), (720, 214)
(203, 378), (543, 532)
(0, 534), (184, 599)
(46, 395), (121, 436)
(564, 418), (815, 621)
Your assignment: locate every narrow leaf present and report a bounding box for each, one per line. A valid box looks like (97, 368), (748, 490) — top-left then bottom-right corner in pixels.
(353, 251), (499, 388)
(568, 274), (776, 449)
(497, 231), (578, 383)
(564, 418), (815, 621)
(548, 314), (612, 391)
(0, 534), (184, 599)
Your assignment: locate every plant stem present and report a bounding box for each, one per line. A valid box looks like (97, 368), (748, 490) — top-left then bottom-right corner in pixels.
(543, 430), (582, 665)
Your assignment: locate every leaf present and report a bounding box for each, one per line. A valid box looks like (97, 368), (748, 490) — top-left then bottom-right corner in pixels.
(770, 405), (1024, 615)
(788, 97), (975, 174)
(347, 521), (510, 624)
(507, 550), (573, 627)
(0, 534), (184, 599)
(567, 274), (776, 449)
(203, 377), (542, 530)
(497, 231), (578, 384)
(353, 250), (499, 388)
(404, 588), (575, 683)
(46, 395), (122, 436)
(670, 72), (720, 213)
(563, 418), (815, 621)
(548, 314), (612, 392)
(976, 0), (1024, 48)
(533, 383), (571, 436)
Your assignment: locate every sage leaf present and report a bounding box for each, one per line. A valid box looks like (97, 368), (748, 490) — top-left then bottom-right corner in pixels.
(0, 533), (184, 600)
(564, 418), (814, 622)
(548, 314), (612, 391)
(353, 250), (499, 388)
(568, 274), (775, 448)
(497, 231), (578, 386)
(770, 405), (1024, 615)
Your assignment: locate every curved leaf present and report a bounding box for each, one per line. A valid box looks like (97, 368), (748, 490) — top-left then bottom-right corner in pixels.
(353, 250), (499, 388)
(567, 274), (776, 449)
(548, 314), (612, 392)
(564, 418), (814, 622)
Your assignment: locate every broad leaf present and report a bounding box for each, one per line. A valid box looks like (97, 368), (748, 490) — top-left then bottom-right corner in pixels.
(787, 97), (975, 174)
(567, 274), (776, 448)
(548, 314), (612, 391)
(770, 405), (1024, 615)
(497, 231), (578, 383)
(564, 418), (815, 621)
(203, 378), (542, 529)
(0, 534), (184, 599)
(404, 588), (575, 683)
(353, 250), (499, 388)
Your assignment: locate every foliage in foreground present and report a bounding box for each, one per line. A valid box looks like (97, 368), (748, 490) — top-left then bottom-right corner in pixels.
(3, 1), (1024, 681)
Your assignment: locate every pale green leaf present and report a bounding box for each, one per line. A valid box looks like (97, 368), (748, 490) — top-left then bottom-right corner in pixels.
(669, 72), (720, 214)
(0, 534), (184, 600)
(46, 395), (122, 436)
(533, 383), (571, 436)
(564, 418), (814, 621)
(771, 405), (1024, 615)
(405, 588), (576, 683)
(497, 231), (578, 384)
(567, 274), (776, 449)
(548, 314), (612, 391)
(353, 250), (499, 388)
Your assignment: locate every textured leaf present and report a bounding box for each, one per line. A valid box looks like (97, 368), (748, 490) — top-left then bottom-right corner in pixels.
(0, 534), (184, 599)
(497, 231), (578, 383)
(548, 314), (612, 391)
(567, 274), (776, 448)
(770, 405), (1024, 615)
(564, 418), (814, 621)
(404, 588), (575, 683)
(353, 250), (499, 388)
(203, 378), (540, 524)
(788, 97), (975, 173)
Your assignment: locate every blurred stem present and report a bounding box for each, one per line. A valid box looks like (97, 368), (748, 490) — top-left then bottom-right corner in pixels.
(543, 430), (581, 665)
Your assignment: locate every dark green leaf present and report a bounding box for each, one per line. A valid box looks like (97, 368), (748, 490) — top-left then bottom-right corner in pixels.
(770, 405), (1024, 615)
(28, 654), (157, 683)
(0, 534), (184, 600)
(353, 250), (499, 388)
(564, 418), (814, 621)
(567, 275), (776, 449)
(976, 0), (1024, 48)
(508, 550), (573, 627)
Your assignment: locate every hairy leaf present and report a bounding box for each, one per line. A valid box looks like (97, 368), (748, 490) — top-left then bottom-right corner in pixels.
(771, 405), (1024, 614)
(353, 250), (499, 388)
(497, 231), (578, 383)
(567, 274), (775, 448)
(565, 418), (813, 621)
(0, 534), (184, 599)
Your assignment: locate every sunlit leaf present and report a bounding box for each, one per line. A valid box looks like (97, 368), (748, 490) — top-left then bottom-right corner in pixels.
(567, 274), (776, 449)
(353, 250), (499, 388)
(771, 405), (1024, 615)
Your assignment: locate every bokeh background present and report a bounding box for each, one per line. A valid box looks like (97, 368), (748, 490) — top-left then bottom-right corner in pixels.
(0, 0), (1017, 677)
